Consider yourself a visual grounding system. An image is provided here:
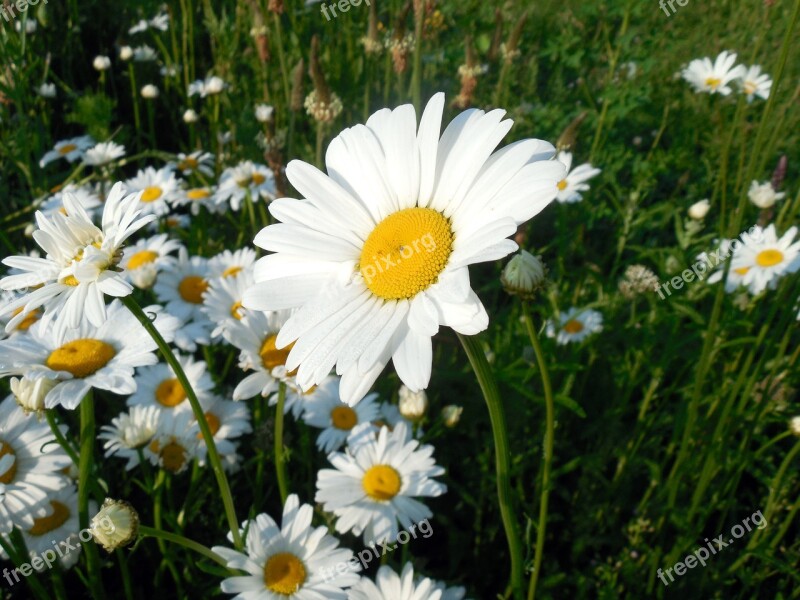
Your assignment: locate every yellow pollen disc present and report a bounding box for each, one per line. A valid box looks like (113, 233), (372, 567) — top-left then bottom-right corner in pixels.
(187, 188), (210, 200)
(160, 441), (187, 472)
(222, 266), (242, 278)
(178, 157), (199, 170)
(0, 441), (17, 485)
(178, 276), (209, 304)
(563, 319), (584, 334)
(734, 266), (750, 276)
(199, 412), (221, 438)
(744, 82), (756, 95)
(557, 179), (568, 191)
(263, 552), (306, 595)
(148, 439), (160, 454)
(62, 275), (80, 286)
(155, 378), (187, 408)
(756, 249), (784, 268)
(127, 250), (159, 270)
(705, 77), (721, 89)
(359, 207), (454, 300)
(251, 173), (266, 185)
(260, 334), (293, 370)
(331, 406), (358, 430)
(230, 301), (244, 320)
(28, 501), (71, 536)
(140, 186), (163, 203)
(12, 307), (40, 331)
(46, 339), (116, 378)
(362, 464), (402, 501)
(58, 144), (78, 155)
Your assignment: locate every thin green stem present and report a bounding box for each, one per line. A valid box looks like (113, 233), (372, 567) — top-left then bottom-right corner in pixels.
(120, 295), (242, 550)
(138, 526), (230, 568)
(275, 382), (289, 504)
(78, 391), (106, 600)
(457, 333), (524, 600)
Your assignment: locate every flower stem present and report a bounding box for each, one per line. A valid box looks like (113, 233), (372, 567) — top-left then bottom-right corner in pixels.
(275, 382), (289, 504)
(78, 391), (106, 600)
(138, 525), (230, 568)
(120, 295), (242, 550)
(457, 333), (524, 600)
(521, 303), (556, 600)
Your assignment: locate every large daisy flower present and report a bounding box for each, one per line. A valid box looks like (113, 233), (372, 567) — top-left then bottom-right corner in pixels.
(0, 395), (71, 534)
(214, 161), (277, 211)
(127, 353), (214, 414)
(0, 300), (179, 409)
(124, 166), (182, 217)
(348, 563), (443, 600)
(682, 51), (745, 96)
(727, 225), (800, 295)
(213, 494), (360, 600)
(243, 93), (563, 405)
(316, 422), (446, 545)
(0, 182), (156, 331)
(39, 136), (94, 168)
(554, 151), (601, 204)
(545, 307), (603, 345)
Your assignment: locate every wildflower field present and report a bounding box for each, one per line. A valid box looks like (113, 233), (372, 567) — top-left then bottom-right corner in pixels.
(0, 0), (799, 598)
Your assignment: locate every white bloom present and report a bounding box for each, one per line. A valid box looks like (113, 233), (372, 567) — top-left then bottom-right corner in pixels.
(183, 109), (199, 123)
(128, 19), (150, 34)
(682, 51), (746, 96)
(194, 395), (252, 467)
(688, 199), (710, 220)
(171, 150), (215, 177)
(398, 385), (428, 421)
(208, 248), (257, 280)
(255, 103), (275, 123)
(128, 354), (214, 414)
(36, 183), (103, 221)
(214, 161), (276, 211)
(37, 83), (56, 98)
(119, 46), (134, 61)
(302, 379), (380, 452)
(202, 266), (254, 339)
(554, 151), (601, 203)
(188, 75), (227, 97)
(123, 166), (182, 216)
(83, 141), (126, 166)
(93, 56), (112, 71)
(120, 233), (184, 289)
(726, 224), (800, 295)
(9, 376), (57, 414)
(740, 65), (772, 102)
(141, 84), (160, 99)
(173, 186), (221, 215)
(153, 248), (213, 323)
(748, 181), (785, 209)
(132, 45), (157, 62)
(145, 411), (200, 474)
(546, 307), (603, 345)
(348, 562), (442, 600)
(99, 405), (161, 470)
(39, 136), (94, 168)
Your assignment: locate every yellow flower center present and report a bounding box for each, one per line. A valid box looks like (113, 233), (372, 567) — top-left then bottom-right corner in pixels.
(359, 207), (454, 300)
(140, 186), (163, 203)
(251, 173), (266, 185)
(28, 501), (71, 536)
(61, 275), (80, 286)
(0, 441), (17, 484)
(563, 319), (584, 334)
(58, 144), (78, 155)
(178, 275), (209, 304)
(362, 464), (402, 501)
(46, 339), (116, 378)
(755, 249), (784, 268)
(263, 552), (306, 595)
(155, 378), (187, 408)
(203, 412), (222, 437)
(222, 266), (242, 278)
(743, 81), (756, 95)
(331, 406), (358, 430)
(259, 334), (293, 370)
(557, 179), (568, 191)
(186, 188), (211, 200)
(12, 307), (40, 331)
(127, 250), (159, 270)
(734, 266), (750, 275)
(705, 77), (722, 89)
(177, 157), (199, 171)
(230, 301), (244, 320)
(155, 441), (187, 473)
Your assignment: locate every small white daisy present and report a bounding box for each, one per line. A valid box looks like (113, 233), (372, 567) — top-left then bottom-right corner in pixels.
(145, 411), (200, 474)
(682, 51), (745, 96)
(748, 180), (785, 209)
(212, 494), (360, 600)
(740, 65), (772, 102)
(728, 224), (800, 295)
(348, 563), (442, 600)
(99, 405), (161, 470)
(120, 233), (184, 289)
(554, 151), (601, 203)
(202, 267), (254, 339)
(39, 136), (94, 168)
(132, 45), (157, 62)
(188, 76), (227, 98)
(38, 83), (56, 98)
(83, 141), (126, 166)
(545, 307), (603, 345)
(303, 379), (380, 453)
(124, 166), (182, 216)
(208, 248), (258, 280)
(128, 353), (214, 414)
(173, 186), (221, 215)
(215, 161), (277, 211)
(36, 183), (103, 220)
(316, 422), (446, 545)
(171, 150), (215, 177)
(153, 248), (213, 323)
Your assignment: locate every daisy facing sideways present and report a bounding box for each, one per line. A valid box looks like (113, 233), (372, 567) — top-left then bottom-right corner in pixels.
(213, 494), (360, 600)
(740, 65), (772, 102)
(554, 151), (601, 203)
(681, 50), (745, 96)
(316, 422), (446, 545)
(243, 92), (565, 405)
(99, 405), (161, 470)
(0, 182), (156, 331)
(546, 307), (603, 345)
(214, 160), (276, 211)
(39, 135), (94, 168)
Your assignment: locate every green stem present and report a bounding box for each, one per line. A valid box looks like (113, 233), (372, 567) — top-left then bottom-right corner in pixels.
(457, 333), (524, 600)
(120, 295), (242, 550)
(522, 304), (555, 600)
(46, 409), (79, 467)
(0, 534), (50, 599)
(275, 382), (289, 504)
(410, 2), (423, 112)
(78, 391), (106, 600)
(138, 526), (230, 568)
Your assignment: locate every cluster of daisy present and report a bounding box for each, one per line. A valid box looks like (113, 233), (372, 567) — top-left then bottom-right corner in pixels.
(681, 50), (772, 101)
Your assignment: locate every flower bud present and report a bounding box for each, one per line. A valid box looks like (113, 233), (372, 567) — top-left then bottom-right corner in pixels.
(119, 46), (133, 61)
(255, 103), (274, 123)
(398, 385), (428, 421)
(93, 56), (111, 71)
(501, 250), (546, 300)
(687, 199), (710, 220)
(441, 405), (463, 428)
(91, 498), (139, 552)
(140, 84), (159, 99)
(790, 416), (800, 436)
(183, 109), (199, 124)
(10, 376), (57, 414)
(748, 181), (785, 209)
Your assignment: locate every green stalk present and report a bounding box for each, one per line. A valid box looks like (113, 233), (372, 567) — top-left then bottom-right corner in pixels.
(457, 333), (524, 600)
(139, 526), (230, 568)
(275, 382), (289, 504)
(410, 1), (424, 112)
(0, 534), (50, 599)
(522, 304), (555, 600)
(78, 391), (106, 600)
(272, 12), (292, 109)
(120, 295), (242, 550)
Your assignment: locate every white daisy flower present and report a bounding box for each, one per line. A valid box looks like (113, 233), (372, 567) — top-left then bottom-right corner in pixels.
(188, 76), (227, 98)
(748, 180), (785, 209)
(740, 65), (772, 102)
(208, 248), (257, 280)
(348, 562), (442, 600)
(149, 12), (170, 31)
(0, 182), (156, 331)
(682, 51), (745, 96)
(39, 136), (94, 168)
(141, 86), (160, 102)
(202, 267), (254, 339)
(173, 186), (221, 215)
(128, 353), (214, 414)
(132, 45), (157, 62)
(22, 485), (88, 571)
(433, 580), (471, 600)
(212, 494), (360, 600)
(0, 291), (42, 338)
(38, 83), (56, 98)
(727, 225), (800, 295)
(153, 248), (213, 323)
(215, 161), (277, 211)
(545, 307), (603, 345)
(171, 150), (215, 177)
(302, 378), (380, 452)
(120, 233), (184, 290)
(92, 56), (112, 71)
(83, 141), (126, 166)
(554, 151), (601, 203)
(255, 104), (275, 123)
(195, 395), (252, 464)
(123, 166), (181, 217)
(0, 395), (71, 534)
(183, 109), (199, 123)
(705, 239), (746, 293)
(145, 411), (200, 474)
(128, 18), (150, 34)
(99, 405), (161, 470)
(0, 300), (179, 410)
(243, 93), (563, 405)
(316, 422), (446, 545)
